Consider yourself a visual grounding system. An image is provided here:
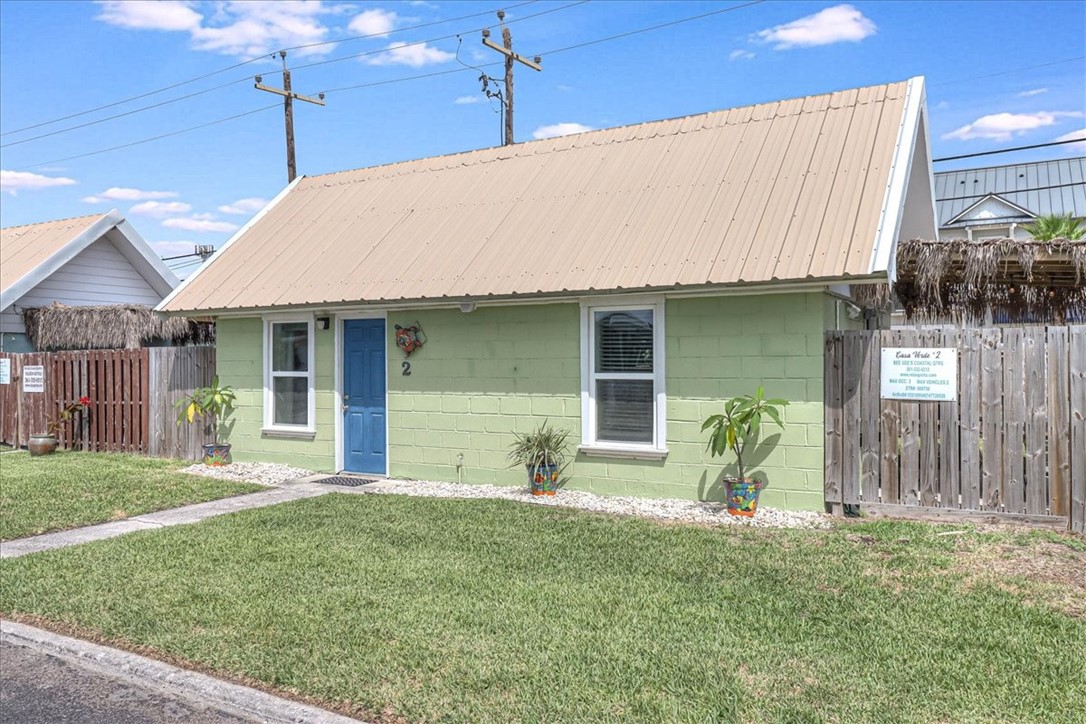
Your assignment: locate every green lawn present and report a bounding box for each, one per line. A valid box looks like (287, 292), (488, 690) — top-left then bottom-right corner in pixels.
(1, 494), (1083, 723)
(0, 451), (263, 540)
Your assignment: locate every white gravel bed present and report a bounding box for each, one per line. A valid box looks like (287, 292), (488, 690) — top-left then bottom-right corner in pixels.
(181, 462), (314, 487)
(373, 479), (830, 529)
(182, 462), (828, 528)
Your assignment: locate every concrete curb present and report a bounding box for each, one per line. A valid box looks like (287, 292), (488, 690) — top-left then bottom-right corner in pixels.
(1, 620), (363, 724)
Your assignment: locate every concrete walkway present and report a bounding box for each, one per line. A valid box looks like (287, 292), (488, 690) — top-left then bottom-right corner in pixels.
(1, 620), (362, 723)
(0, 485), (329, 559)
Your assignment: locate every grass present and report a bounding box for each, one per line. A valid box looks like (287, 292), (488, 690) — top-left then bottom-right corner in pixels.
(1, 494), (1083, 723)
(0, 451), (263, 540)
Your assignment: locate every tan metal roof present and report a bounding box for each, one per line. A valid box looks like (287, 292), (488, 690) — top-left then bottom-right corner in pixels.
(1, 213), (108, 295)
(162, 79), (917, 314)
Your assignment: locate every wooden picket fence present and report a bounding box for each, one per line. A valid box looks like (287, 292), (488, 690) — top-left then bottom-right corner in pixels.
(0, 347), (215, 460)
(824, 326), (1086, 534)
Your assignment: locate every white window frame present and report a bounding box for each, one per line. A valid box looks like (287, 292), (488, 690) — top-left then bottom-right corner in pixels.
(263, 315), (316, 435)
(579, 299), (667, 459)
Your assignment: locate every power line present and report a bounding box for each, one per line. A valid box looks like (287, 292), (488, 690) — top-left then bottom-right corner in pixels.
(933, 137), (1086, 163)
(935, 181), (1085, 203)
(295, 1), (588, 76)
(0, 1), (541, 138)
(1, 2), (582, 149)
(542, 0), (765, 56)
(19, 105), (279, 169)
(16, 0), (769, 169)
(930, 55), (1085, 88)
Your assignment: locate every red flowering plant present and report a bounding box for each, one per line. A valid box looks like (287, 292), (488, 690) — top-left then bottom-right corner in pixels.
(45, 395), (91, 437)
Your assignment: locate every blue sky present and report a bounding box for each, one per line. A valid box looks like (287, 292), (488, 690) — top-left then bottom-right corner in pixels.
(1, 1), (1083, 277)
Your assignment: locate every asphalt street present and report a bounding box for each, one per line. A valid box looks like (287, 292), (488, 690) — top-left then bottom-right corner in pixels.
(0, 641), (251, 723)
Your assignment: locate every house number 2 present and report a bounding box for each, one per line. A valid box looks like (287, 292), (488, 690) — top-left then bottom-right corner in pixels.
(402, 361), (411, 376)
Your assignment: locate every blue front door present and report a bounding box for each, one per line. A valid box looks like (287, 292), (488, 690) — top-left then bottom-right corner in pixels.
(343, 319), (386, 474)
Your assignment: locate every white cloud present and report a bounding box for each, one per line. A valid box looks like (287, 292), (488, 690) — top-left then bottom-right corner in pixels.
(1018, 88), (1048, 97)
(556, 84), (573, 92)
(532, 123), (594, 140)
(942, 111), (1083, 141)
(162, 216), (240, 233)
(1055, 128), (1086, 152)
(454, 95), (481, 105)
(1, 170), (77, 195)
(96, 0), (338, 58)
(82, 186), (179, 204)
(755, 4), (876, 49)
(130, 200), (192, 218)
(934, 100), (950, 110)
(366, 41), (452, 67)
(95, 1), (200, 31)
(348, 8), (397, 37)
(218, 197), (268, 215)
(729, 49), (755, 61)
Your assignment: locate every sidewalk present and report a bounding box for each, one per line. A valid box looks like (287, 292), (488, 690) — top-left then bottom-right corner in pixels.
(0, 485), (329, 559)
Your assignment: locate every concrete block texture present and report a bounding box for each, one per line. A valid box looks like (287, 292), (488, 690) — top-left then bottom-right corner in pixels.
(215, 292), (829, 510)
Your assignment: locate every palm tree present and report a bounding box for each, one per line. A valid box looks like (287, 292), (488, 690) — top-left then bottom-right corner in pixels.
(1022, 213), (1085, 241)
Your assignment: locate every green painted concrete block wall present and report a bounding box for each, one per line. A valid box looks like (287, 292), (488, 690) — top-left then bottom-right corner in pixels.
(215, 292), (827, 510)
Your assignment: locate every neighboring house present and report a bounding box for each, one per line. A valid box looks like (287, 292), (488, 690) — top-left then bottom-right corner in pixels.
(934, 157), (1086, 240)
(158, 78), (937, 511)
(0, 211), (179, 352)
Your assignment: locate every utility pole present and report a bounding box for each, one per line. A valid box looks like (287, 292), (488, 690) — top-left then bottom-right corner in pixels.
(481, 10), (541, 145)
(255, 50), (326, 183)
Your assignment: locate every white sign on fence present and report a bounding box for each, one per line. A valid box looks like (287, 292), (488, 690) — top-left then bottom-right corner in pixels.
(880, 348), (957, 401)
(22, 364), (44, 393)
(0, 358), (9, 385)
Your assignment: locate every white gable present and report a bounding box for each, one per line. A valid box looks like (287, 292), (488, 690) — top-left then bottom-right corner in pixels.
(944, 194), (1035, 227)
(0, 234), (167, 336)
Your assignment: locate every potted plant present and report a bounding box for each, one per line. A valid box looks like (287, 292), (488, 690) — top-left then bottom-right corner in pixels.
(29, 395), (91, 456)
(702, 387), (788, 517)
(176, 377), (236, 465)
(508, 420), (570, 496)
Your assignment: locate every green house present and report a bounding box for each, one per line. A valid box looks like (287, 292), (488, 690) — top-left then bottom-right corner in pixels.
(158, 78), (937, 511)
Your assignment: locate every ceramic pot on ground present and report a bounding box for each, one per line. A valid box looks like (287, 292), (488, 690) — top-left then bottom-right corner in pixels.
(201, 443), (232, 466)
(529, 463), (559, 496)
(28, 434), (58, 456)
(725, 478), (764, 517)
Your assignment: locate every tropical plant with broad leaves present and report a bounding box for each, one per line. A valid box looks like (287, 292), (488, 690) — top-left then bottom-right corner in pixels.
(1023, 214), (1085, 241)
(175, 377), (236, 444)
(702, 387), (788, 480)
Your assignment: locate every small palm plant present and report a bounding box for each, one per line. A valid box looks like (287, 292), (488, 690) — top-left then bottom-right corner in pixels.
(702, 387), (788, 516)
(1023, 214), (1085, 241)
(508, 420), (571, 496)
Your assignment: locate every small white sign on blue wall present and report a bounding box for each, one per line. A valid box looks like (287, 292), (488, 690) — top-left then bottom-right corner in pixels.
(880, 348), (957, 401)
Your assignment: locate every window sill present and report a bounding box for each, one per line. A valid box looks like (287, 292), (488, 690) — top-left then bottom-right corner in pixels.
(577, 444), (668, 461)
(261, 427), (316, 440)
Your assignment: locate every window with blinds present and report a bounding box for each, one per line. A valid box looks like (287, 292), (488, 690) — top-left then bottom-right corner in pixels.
(590, 307), (658, 446)
(264, 318), (314, 430)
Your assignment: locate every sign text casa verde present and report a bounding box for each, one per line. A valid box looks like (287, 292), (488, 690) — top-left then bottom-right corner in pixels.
(880, 347), (957, 401)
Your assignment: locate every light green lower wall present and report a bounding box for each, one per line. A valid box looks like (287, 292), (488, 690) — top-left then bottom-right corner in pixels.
(216, 292), (828, 510)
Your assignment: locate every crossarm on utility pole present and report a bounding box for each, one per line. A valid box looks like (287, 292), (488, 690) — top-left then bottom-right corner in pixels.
(481, 10), (542, 146)
(254, 50), (326, 183)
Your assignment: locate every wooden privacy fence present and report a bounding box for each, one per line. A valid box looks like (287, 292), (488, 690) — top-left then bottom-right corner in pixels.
(0, 347), (215, 460)
(825, 326), (1086, 534)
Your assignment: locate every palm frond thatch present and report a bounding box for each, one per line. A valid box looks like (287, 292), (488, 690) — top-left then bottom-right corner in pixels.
(890, 237), (1086, 324)
(22, 303), (214, 351)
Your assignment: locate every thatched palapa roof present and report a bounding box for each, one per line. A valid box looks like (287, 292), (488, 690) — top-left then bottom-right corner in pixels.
(866, 238), (1086, 324)
(23, 303), (214, 350)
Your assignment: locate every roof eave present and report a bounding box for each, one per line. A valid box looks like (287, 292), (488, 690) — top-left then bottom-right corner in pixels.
(1, 211), (120, 307)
